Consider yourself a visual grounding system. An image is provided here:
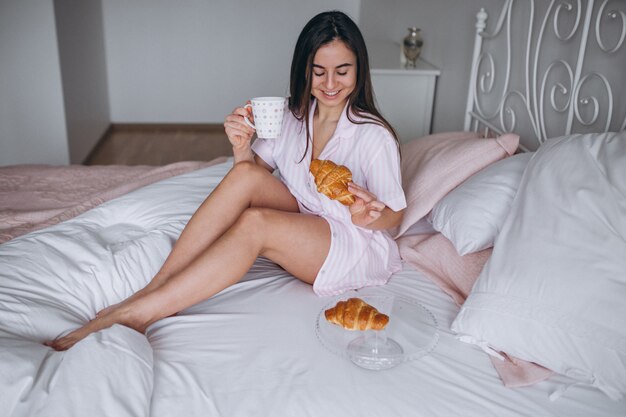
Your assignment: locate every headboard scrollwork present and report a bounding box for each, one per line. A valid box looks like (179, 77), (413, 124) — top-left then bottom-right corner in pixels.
(464, 0), (626, 151)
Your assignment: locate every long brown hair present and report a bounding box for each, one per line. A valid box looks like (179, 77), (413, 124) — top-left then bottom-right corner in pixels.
(288, 11), (399, 161)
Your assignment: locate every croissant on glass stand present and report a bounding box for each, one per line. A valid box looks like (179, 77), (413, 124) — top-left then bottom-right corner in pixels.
(310, 159), (356, 206)
(325, 297), (389, 331)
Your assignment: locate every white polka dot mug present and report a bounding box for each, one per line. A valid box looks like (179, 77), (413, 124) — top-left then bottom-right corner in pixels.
(244, 97), (287, 139)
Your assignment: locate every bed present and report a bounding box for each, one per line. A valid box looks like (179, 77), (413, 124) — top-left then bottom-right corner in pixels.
(1, 1), (625, 416)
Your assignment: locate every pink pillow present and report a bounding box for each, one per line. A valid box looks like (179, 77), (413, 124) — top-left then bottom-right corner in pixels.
(394, 131), (519, 238)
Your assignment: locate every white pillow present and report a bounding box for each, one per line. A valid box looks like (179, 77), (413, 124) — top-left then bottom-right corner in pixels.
(451, 132), (626, 400)
(430, 153), (533, 255)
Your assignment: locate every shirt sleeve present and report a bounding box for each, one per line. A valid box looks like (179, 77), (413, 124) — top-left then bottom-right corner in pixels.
(364, 136), (407, 212)
(251, 137), (277, 170)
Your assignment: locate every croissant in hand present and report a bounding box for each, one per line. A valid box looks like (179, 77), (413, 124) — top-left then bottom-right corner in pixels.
(309, 159), (356, 206)
(325, 298), (389, 331)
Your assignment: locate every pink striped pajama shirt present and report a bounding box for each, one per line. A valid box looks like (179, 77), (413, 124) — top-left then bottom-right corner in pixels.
(251, 100), (407, 296)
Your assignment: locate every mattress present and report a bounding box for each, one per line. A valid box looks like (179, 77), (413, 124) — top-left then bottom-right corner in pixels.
(0, 161), (623, 417)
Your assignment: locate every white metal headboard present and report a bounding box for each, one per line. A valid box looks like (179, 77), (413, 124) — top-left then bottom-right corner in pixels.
(464, 0), (626, 151)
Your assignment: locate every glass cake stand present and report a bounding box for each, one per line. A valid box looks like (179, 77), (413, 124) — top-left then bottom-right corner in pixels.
(315, 294), (439, 370)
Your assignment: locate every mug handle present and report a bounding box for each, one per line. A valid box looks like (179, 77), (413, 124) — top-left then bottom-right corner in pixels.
(243, 103), (255, 129)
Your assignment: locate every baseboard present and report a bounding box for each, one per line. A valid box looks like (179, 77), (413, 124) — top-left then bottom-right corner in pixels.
(111, 123), (224, 132)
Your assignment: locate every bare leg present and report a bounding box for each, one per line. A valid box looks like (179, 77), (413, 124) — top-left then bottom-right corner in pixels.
(96, 161), (299, 317)
(46, 175), (329, 351)
(154, 161), (299, 281)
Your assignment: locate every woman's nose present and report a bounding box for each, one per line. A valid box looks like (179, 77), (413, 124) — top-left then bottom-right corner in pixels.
(324, 73), (336, 89)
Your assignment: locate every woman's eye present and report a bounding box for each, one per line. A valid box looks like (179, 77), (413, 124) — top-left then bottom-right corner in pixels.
(337, 72), (348, 76)
(314, 72), (325, 77)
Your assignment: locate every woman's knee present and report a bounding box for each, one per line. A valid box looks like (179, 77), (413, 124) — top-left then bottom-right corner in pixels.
(217, 162), (271, 206)
(233, 207), (271, 241)
(222, 162), (271, 202)
(227, 160), (267, 184)
(225, 162), (297, 212)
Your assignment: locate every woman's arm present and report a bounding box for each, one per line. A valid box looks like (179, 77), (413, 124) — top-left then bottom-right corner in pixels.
(347, 182), (404, 231)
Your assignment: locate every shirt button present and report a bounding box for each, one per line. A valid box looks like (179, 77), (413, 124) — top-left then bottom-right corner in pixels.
(320, 270), (326, 274)
(332, 233), (337, 238)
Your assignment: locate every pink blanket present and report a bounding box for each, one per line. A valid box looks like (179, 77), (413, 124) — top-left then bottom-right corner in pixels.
(0, 158), (227, 244)
(397, 232), (554, 387)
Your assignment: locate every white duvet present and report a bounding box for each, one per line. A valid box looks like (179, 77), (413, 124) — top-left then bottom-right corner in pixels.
(1, 160), (624, 417)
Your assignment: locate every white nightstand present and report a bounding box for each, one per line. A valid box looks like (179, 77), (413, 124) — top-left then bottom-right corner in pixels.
(369, 41), (440, 143)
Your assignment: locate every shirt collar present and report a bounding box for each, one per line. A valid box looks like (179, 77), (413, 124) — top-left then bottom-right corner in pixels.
(298, 99), (360, 160)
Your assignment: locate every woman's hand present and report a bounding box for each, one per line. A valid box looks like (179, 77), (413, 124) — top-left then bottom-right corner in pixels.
(224, 103), (255, 151)
(224, 103), (256, 163)
(347, 182), (386, 228)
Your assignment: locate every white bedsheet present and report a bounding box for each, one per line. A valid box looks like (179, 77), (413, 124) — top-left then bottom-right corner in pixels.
(1, 161), (623, 417)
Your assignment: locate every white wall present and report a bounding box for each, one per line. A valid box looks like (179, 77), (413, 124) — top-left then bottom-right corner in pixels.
(102, 0), (361, 123)
(0, 0), (109, 167)
(359, 0), (502, 133)
(54, 0), (110, 164)
(101, 0), (504, 132)
(14, 0), (612, 165)
(0, 0), (69, 166)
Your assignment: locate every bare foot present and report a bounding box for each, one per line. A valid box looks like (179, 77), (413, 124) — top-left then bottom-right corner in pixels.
(44, 305), (149, 351)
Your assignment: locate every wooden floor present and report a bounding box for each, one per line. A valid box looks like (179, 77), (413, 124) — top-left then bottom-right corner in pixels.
(85, 124), (233, 166)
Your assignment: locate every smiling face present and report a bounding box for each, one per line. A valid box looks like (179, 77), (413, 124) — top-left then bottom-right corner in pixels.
(310, 39), (357, 113)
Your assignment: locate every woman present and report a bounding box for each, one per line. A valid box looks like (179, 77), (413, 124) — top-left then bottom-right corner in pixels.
(46, 10), (406, 351)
